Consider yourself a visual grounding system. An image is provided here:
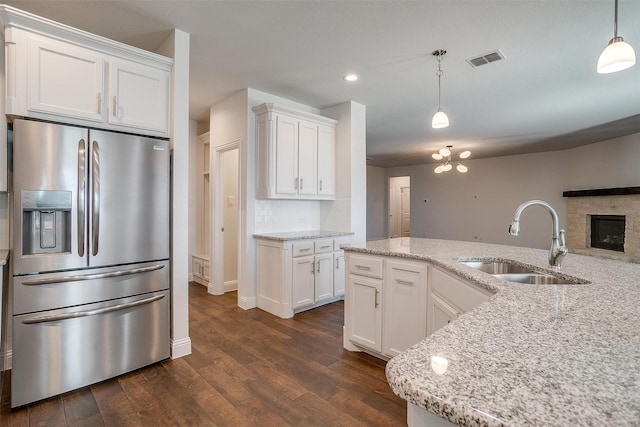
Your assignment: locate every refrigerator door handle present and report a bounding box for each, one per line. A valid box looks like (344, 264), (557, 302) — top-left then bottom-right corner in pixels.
(21, 264), (165, 286)
(92, 140), (100, 256)
(78, 139), (86, 257)
(21, 294), (165, 324)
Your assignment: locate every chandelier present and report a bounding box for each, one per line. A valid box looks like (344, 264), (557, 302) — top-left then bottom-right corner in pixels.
(432, 145), (470, 174)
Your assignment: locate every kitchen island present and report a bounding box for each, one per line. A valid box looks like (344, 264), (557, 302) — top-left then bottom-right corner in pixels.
(342, 238), (640, 426)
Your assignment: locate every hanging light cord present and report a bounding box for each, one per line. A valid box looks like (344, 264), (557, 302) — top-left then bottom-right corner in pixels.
(613, 0), (619, 38)
(436, 53), (443, 110)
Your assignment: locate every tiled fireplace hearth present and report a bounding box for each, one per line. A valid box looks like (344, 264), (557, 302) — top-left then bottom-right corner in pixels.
(564, 187), (640, 263)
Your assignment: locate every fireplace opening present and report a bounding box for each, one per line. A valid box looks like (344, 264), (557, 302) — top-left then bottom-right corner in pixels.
(590, 215), (625, 252)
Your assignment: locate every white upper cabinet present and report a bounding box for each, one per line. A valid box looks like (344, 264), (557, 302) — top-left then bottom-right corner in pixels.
(2, 8), (172, 137)
(27, 35), (105, 123)
(108, 59), (170, 134)
(254, 103), (337, 200)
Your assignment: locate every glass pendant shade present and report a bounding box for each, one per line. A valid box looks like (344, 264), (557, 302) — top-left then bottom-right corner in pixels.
(597, 37), (636, 73)
(456, 164), (468, 173)
(434, 165), (444, 174)
(459, 150), (471, 159)
(432, 110), (449, 129)
(439, 147), (451, 157)
(442, 163), (453, 172)
(432, 153), (443, 160)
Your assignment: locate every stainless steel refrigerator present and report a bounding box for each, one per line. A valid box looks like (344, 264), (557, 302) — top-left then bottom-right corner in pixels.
(10, 119), (170, 407)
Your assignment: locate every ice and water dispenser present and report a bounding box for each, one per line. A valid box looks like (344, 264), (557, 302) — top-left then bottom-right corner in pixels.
(22, 190), (72, 255)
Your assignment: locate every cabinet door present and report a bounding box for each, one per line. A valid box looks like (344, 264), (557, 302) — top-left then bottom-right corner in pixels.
(108, 59), (170, 134)
(297, 120), (318, 196)
(430, 294), (458, 335)
(27, 36), (105, 122)
(347, 275), (382, 352)
(314, 253), (334, 302)
(334, 253), (345, 297)
(317, 125), (336, 198)
(383, 260), (428, 358)
(292, 255), (314, 309)
(274, 114), (299, 196)
(192, 257), (203, 280)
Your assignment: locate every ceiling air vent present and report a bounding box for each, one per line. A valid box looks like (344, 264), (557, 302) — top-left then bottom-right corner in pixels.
(466, 50), (505, 68)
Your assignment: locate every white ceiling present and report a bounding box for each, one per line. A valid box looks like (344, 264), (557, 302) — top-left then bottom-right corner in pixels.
(5, 0), (640, 167)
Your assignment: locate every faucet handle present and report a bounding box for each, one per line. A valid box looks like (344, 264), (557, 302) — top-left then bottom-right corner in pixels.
(559, 229), (567, 248)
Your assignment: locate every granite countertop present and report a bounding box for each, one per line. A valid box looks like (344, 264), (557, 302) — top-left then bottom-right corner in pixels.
(253, 230), (354, 241)
(343, 238), (640, 426)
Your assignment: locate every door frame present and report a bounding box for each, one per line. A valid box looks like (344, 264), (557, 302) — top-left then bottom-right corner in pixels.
(209, 140), (240, 295)
(388, 176), (410, 238)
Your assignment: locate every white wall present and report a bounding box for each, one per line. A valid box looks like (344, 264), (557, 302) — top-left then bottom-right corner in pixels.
(369, 131), (640, 250)
(321, 101), (368, 244)
(188, 122), (204, 281)
(568, 132), (640, 190)
(366, 165), (386, 240)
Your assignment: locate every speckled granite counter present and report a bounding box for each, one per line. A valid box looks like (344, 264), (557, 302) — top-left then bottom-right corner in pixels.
(253, 230), (353, 241)
(343, 238), (640, 426)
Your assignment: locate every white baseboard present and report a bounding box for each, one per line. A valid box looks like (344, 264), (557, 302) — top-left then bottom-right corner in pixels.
(238, 294), (257, 310)
(224, 280), (238, 292)
(170, 337), (192, 359)
(1, 349), (12, 371)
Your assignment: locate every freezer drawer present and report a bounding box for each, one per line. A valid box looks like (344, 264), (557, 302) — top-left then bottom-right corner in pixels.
(11, 290), (170, 407)
(13, 260), (169, 315)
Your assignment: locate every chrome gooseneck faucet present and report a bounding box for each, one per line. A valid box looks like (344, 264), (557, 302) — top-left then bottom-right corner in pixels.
(508, 200), (568, 269)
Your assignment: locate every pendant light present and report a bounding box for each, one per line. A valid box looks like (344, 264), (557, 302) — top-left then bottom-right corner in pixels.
(431, 49), (449, 128)
(597, 0), (636, 73)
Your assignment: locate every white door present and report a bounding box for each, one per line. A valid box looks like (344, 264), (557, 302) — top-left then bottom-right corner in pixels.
(274, 114), (299, 196)
(297, 120), (318, 196)
(401, 186), (411, 237)
(333, 253), (345, 297)
(348, 275), (382, 352)
(222, 148), (239, 289)
(430, 295), (458, 335)
(317, 125), (336, 197)
(389, 176), (410, 238)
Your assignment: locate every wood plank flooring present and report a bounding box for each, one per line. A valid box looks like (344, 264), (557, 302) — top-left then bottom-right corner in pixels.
(1, 283), (406, 426)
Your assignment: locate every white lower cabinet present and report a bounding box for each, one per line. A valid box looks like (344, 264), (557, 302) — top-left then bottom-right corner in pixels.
(383, 260), (428, 358)
(347, 275), (382, 352)
(428, 267), (493, 336)
(346, 253), (428, 357)
(256, 235), (351, 318)
(345, 253), (494, 359)
(192, 253), (210, 286)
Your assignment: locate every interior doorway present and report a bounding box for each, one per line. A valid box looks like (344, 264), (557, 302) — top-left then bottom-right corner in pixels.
(389, 176), (410, 238)
(210, 141), (240, 295)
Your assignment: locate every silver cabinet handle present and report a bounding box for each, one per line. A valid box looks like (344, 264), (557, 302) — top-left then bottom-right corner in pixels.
(395, 279), (414, 286)
(300, 248), (311, 252)
(22, 264), (165, 286)
(311, 262), (315, 275)
(355, 265), (371, 270)
(300, 177), (304, 190)
(319, 179), (323, 192)
(374, 289), (379, 308)
(97, 92), (102, 114)
(317, 261), (321, 273)
(91, 140), (100, 256)
(77, 139), (86, 258)
(320, 245), (331, 249)
(295, 177), (299, 190)
(22, 294), (165, 324)
(112, 96), (117, 117)
(336, 258), (339, 269)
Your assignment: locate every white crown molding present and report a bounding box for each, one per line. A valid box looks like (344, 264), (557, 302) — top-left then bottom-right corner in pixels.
(252, 103), (338, 127)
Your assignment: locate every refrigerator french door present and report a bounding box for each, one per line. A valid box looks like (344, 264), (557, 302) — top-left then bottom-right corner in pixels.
(11, 119), (170, 407)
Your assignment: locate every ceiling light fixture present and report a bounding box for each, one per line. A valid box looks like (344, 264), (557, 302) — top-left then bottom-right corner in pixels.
(343, 73), (359, 82)
(431, 49), (449, 128)
(432, 145), (470, 174)
(597, 0), (636, 73)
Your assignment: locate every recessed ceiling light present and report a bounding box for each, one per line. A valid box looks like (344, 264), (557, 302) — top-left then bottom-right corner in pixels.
(343, 73), (359, 82)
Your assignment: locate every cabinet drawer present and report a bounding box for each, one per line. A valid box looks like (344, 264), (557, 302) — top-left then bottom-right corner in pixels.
(348, 254), (383, 279)
(292, 241), (315, 257)
(314, 239), (334, 254)
(431, 268), (491, 313)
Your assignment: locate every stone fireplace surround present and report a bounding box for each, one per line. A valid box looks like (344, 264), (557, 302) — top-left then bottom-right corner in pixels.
(564, 186), (640, 263)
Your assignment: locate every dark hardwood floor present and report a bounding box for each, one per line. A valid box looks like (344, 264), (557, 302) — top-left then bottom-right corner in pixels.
(1, 283), (406, 426)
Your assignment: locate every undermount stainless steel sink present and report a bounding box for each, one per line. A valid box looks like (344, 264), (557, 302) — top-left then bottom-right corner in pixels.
(460, 259), (589, 285)
(459, 260), (536, 275)
(492, 273), (586, 285)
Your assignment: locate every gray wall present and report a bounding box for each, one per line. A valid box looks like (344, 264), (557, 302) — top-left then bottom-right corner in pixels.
(367, 132), (640, 250)
(366, 165), (387, 240)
